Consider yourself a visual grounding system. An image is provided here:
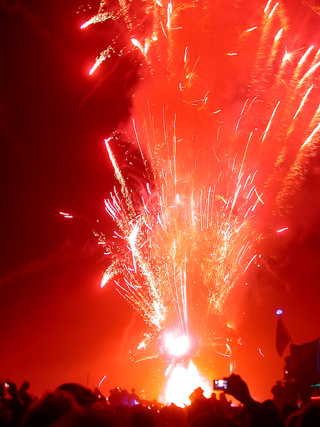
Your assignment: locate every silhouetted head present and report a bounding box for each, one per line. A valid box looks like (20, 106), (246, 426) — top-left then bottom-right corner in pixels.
(286, 401), (320, 427)
(187, 399), (214, 424)
(20, 390), (79, 427)
(57, 383), (96, 407)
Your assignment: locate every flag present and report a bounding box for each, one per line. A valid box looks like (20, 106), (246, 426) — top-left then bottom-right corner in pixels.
(276, 315), (291, 357)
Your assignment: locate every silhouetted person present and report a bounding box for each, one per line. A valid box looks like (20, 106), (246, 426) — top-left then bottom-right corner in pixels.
(187, 397), (214, 424)
(218, 392), (231, 414)
(128, 389), (139, 407)
(56, 383), (97, 407)
(225, 373), (281, 426)
(19, 382), (34, 410)
(189, 387), (205, 403)
(271, 380), (286, 410)
(20, 390), (79, 427)
(285, 400), (320, 427)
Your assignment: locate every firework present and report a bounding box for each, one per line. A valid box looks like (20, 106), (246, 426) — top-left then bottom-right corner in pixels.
(81, 0), (320, 399)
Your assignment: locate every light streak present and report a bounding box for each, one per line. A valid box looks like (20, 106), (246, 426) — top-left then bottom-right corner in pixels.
(89, 51), (108, 75)
(81, 13), (113, 29)
(274, 28), (283, 42)
(298, 46), (314, 66)
(293, 84), (314, 120)
(59, 211), (73, 219)
(277, 227), (288, 233)
(268, 2), (279, 19)
(300, 122), (320, 151)
(264, 0), (272, 13)
(299, 61), (320, 85)
(184, 46), (188, 63)
(261, 101), (280, 142)
(98, 375), (107, 388)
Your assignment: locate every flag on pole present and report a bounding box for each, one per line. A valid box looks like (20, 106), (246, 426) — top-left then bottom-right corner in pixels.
(276, 313), (291, 357)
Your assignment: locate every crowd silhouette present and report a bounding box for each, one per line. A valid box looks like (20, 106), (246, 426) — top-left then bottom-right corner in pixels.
(1, 372), (319, 427)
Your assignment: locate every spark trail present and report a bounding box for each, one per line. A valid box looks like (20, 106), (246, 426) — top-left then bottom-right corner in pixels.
(82, 1), (320, 350)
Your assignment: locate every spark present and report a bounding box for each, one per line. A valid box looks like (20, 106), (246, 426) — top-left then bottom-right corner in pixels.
(298, 46), (314, 66)
(264, 0), (272, 13)
(299, 61), (320, 85)
(89, 51), (108, 75)
(261, 101), (280, 142)
(293, 84), (314, 120)
(282, 49), (291, 63)
(81, 12), (113, 29)
(277, 227), (288, 233)
(59, 211), (73, 219)
(268, 2), (279, 19)
(131, 38), (144, 54)
(137, 341), (147, 350)
(166, 1), (172, 29)
(98, 375), (107, 388)
(274, 28), (283, 42)
(244, 255), (257, 274)
(184, 46), (188, 62)
(300, 121), (320, 151)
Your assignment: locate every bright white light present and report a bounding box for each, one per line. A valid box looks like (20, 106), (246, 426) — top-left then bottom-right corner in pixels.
(163, 360), (212, 406)
(165, 333), (190, 357)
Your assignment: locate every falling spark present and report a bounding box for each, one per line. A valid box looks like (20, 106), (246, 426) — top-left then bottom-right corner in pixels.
(293, 84), (314, 120)
(98, 375), (107, 388)
(300, 122), (320, 151)
(268, 2), (279, 19)
(274, 28), (283, 42)
(277, 227), (288, 233)
(299, 61), (320, 85)
(59, 211), (73, 219)
(261, 101), (280, 143)
(264, 0), (272, 13)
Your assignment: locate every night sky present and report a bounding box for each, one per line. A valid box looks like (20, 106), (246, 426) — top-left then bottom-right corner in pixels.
(0, 0), (144, 397)
(1, 0), (320, 403)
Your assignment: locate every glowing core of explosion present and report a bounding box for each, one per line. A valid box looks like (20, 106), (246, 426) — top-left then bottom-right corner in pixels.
(164, 332), (190, 357)
(163, 360), (212, 406)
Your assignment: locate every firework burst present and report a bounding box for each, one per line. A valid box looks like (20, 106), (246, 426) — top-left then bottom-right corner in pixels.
(81, 0), (320, 353)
